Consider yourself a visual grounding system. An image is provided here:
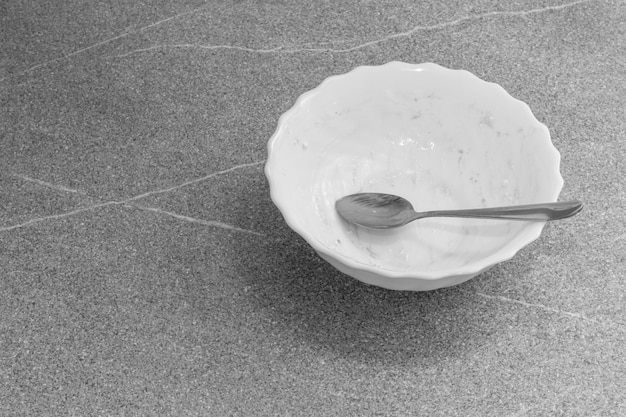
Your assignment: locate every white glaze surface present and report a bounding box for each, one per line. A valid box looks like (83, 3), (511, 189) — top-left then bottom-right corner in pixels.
(266, 62), (563, 289)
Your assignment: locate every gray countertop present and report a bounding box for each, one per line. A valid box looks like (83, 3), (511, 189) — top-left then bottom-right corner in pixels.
(1, 1), (625, 415)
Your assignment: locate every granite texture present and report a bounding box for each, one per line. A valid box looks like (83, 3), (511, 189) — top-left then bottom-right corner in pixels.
(1, 0), (625, 415)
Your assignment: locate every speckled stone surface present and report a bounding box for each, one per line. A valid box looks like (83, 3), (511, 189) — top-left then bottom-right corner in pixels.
(1, 1), (625, 415)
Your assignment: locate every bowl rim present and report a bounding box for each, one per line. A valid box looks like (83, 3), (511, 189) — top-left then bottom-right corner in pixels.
(265, 61), (564, 281)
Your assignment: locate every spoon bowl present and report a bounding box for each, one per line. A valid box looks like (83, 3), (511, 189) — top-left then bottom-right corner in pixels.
(336, 193), (583, 229)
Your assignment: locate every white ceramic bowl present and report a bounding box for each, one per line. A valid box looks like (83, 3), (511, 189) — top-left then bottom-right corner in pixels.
(265, 62), (563, 291)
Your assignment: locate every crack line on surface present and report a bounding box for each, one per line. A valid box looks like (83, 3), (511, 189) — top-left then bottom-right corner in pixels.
(476, 292), (590, 320)
(14, 174), (87, 195)
(123, 160), (266, 203)
(511, 404), (537, 417)
(0, 160), (265, 232)
(135, 3), (213, 32)
(111, 43), (287, 59)
(475, 292), (623, 330)
(0, 2), (214, 82)
(0, 202), (121, 232)
(128, 204), (265, 236)
(2, 0), (596, 79)
(306, 0), (596, 54)
(107, 0), (596, 59)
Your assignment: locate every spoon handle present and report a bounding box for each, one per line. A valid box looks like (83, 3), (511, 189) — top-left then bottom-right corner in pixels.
(417, 201), (583, 222)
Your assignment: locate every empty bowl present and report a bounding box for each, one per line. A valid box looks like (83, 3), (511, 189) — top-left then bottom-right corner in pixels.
(265, 62), (563, 291)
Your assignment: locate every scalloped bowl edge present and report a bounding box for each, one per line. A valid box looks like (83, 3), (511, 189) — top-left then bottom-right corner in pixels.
(265, 62), (564, 290)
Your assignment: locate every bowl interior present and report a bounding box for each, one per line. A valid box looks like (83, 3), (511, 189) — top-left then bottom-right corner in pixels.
(266, 62), (562, 279)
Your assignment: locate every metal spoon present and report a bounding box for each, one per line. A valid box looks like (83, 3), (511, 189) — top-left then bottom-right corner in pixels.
(336, 193), (583, 229)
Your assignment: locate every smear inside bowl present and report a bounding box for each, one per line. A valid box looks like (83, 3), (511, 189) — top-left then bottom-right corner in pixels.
(266, 62), (563, 281)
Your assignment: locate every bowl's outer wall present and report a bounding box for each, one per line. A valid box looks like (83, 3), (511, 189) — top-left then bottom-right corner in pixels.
(266, 62), (563, 291)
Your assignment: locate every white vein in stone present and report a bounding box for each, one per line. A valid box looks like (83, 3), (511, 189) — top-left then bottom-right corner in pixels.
(15, 173), (86, 195)
(129, 204), (264, 236)
(137, 3), (214, 32)
(0, 202), (121, 232)
(475, 292), (623, 330)
(0, 160), (265, 232)
(111, 43), (286, 59)
(614, 234), (626, 242)
(0, 2), (214, 82)
(307, 0), (596, 54)
(108, 0), (596, 59)
(1, 0), (597, 80)
(123, 160), (266, 203)
(510, 404), (537, 417)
